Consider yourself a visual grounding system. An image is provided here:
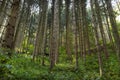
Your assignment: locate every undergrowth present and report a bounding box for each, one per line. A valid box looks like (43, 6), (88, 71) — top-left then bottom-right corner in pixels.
(0, 48), (120, 80)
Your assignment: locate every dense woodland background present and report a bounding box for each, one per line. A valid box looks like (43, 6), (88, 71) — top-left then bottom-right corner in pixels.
(0, 0), (120, 79)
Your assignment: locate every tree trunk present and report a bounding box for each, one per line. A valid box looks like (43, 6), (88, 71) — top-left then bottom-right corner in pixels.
(65, 0), (72, 61)
(2, 0), (20, 55)
(73, 0), (78, 69)
(50, 0), (59, 69)
(90, 0), (103, 76)
(105, 0), (120, 62)
(95, 0), (109, 58)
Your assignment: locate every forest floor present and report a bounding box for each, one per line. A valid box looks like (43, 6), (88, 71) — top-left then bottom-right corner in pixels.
(0, 47), (120, 80)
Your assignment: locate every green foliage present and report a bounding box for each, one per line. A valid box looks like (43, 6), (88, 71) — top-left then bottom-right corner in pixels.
(0, 53), (11, 79)
(26, 44), (34, 54)
(0, 47), (120, 80)
(102, 54), (120, 80)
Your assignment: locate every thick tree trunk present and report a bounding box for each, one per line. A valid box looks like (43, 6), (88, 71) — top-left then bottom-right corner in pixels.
(2, 0), (20, 55)
(0, 0), (8, 29)
(13, 0), (25, 49)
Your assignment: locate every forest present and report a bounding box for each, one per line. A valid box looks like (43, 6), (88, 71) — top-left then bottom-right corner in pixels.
(0, 0), (120, 80)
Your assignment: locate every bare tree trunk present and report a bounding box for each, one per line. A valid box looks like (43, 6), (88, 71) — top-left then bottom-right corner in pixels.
(73, 0), (78, 69)
(50, 0), (59, 69)
(105, 0), (120, 62)
(94, 0), (109, 58)
(0, 0), (7, 15)
(2, 0), (20, 56)
(65, 0), (72, 61)
(82, 0), (90, 55)
(0, 0), (8, 29)
(102, 0), (115, 50)
(41, 0), (48, 65)
(13, 0), (26, 49)
(33, 0), (44, 60)
(90, 0), (103, 76)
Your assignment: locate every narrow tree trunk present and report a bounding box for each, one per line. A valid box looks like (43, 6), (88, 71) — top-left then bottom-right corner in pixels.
(50, 0), (59, 69)
(95, 0), (109, 58)
(65, 0), (72, 61)
(33, 0), (44, 60)
(90, 0), (103, 76)
(41, 0), (48, 65)
(102, 0), (115, 50)
(105, 0), (120, 62)
(73, 0), (78, 69)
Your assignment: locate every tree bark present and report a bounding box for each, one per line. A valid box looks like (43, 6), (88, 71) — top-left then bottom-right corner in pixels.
(2, 0), (20, 55)
(50, 0), (59, 69)
(105, 0), (120, 62)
